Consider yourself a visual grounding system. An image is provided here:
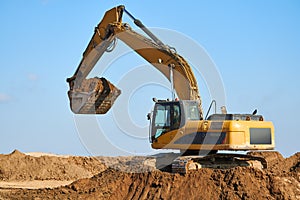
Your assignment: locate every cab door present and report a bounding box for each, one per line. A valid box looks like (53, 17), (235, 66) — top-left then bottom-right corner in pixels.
(150, 102), (182, 143)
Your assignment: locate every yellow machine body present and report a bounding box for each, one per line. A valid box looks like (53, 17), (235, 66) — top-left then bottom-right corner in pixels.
(149, 100), (275, 152)
(152, 118), (275, 151)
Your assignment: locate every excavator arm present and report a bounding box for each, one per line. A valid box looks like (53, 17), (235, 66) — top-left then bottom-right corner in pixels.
(67, 6), (124, 85)
(67, 5), (202, 117)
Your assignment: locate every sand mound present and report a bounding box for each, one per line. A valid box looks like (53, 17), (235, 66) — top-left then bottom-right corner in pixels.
(0, 150), (299, 200)
(0, 149), (106, 181)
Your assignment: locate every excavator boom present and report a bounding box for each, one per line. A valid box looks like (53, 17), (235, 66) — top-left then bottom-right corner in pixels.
(67, 5), (202, 116)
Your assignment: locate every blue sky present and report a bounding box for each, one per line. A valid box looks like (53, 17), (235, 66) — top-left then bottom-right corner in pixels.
(0, 1), (299, 157)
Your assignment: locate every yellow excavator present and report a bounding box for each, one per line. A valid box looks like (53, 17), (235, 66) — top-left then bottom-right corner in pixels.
(67, 5), (275, 173)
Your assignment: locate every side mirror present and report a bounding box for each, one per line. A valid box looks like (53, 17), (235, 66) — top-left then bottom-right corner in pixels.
(147, 113), (151, 120)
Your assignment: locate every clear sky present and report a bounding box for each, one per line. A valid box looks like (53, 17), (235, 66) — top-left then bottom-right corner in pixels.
(1, 1), (299, 157)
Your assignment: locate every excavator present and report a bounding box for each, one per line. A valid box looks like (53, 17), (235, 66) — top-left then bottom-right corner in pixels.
(67, 5), (275, 173)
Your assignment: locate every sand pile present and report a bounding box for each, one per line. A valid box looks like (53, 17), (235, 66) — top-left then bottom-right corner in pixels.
(0, 150), (299, 200)
(0, 150), (106, 181)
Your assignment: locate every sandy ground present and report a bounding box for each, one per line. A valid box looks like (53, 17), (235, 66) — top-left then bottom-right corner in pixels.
(24, 152), (71, 158)
(0, 150), (299, 199)
(0, 180), (73, 189)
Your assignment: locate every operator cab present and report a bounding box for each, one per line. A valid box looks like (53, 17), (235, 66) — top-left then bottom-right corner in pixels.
(148, 100), (201, 142)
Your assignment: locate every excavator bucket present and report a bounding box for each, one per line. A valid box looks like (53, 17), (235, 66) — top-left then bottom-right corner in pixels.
(67, 77), (121, 114)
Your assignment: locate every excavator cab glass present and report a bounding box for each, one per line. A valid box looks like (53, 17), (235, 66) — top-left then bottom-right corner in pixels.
(182, 100), (201, 121)
(149, 100), (202, 142)
(150, 101), (182, 142)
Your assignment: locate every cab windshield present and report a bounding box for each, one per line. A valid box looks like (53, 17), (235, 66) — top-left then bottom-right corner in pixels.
(151, 102), (181, 140)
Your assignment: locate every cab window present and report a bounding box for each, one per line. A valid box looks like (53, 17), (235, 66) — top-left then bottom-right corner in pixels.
(153, 104), (170, 138)
(152, 103), (182, 139)
(172, 104), (181, 129)
(183, 101), (201, 120)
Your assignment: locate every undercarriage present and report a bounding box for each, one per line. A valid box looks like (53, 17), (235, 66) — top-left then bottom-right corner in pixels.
(155, 152), (268, 174)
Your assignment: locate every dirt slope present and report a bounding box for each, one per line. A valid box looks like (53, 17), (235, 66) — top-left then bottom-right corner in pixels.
(0, 150), (299, 200)
(0, 150), (106, 181)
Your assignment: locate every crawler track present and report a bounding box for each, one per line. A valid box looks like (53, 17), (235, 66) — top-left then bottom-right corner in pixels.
(172, 153), (268, 174)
